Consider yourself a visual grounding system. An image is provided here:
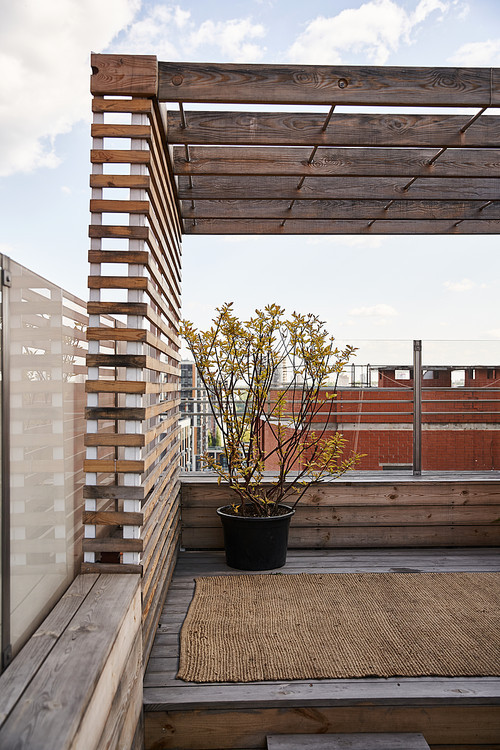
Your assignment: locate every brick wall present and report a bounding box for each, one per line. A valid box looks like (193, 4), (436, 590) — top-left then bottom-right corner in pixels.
(262, 387), (500, 471)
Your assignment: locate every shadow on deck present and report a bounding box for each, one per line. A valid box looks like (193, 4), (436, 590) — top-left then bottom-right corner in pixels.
(143, 548), (500, 750)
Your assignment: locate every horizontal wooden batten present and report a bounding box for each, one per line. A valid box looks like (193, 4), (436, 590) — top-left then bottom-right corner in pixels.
(92, 97), (153, 114)
(158, 62), (500, 106)
(177, 176), (500, 201)
(84, 484), (146, 502)
(83, 510), (144, 526)
(84, 433), (146, 448)
(173, 146), (500, 178)
(166, 111), (500, 148)
(86, 380), (176, 395)
(86, 328), (179, 361)
(89, 201), (150, 216)
(91, 149), (151, 164)
(85, 400), (176, 421)
(89, 225), (149, 240)
(85, 406), (147, 421)
(91, 123), (151, 139)
(181, 199), (500, 221)
(82, 538), (143, 553)
(90, 174), (150, 189)
(83, 459), (145, 473)
(184, 218), (500, 234)
(86, 353), (179, 375)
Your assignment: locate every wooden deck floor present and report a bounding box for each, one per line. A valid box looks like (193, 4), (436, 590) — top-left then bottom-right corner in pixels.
(143, 548), (500, 749)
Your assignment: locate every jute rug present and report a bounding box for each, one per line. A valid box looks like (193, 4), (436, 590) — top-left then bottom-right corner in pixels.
(177, 572), (500, 683)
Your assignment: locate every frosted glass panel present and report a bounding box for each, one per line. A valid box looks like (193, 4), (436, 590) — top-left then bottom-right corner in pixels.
(8, 262), (86, 656)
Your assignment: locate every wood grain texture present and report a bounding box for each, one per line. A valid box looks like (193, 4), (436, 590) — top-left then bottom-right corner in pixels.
(143, 546), (500, 750)
(91, 148), (151, 164)
(91, 53), (157, 96)
(82, 510), (144, 526)
(173, 146), (500, 178)
(166, 111), (500, 147)
(183, 218), (500, 235)
(177, 175), (500, 201)
(0, 575), (99, 725)
(91, 123), (151, 139)
(158, 62), (500, 106)
(92, 96), (153, 113)
(267, 733), (431, 749)
(0, 574), (141, 750)
(180, 199), (500, 221)
(86, 92), (181, 627)
(181, 479), (500, 549)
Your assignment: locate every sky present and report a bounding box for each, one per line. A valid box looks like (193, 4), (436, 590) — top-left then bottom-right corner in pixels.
(1, 0), (500, 360)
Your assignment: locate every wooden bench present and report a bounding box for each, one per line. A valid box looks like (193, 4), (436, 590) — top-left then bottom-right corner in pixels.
(0, 573), (142, 750)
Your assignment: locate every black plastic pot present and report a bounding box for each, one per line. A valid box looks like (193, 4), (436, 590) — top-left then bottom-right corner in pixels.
(216, 505), (295, 571)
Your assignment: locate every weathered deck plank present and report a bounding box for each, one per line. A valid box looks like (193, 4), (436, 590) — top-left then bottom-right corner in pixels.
(143, 548), (500, 710)
(267, 733), (431, 749)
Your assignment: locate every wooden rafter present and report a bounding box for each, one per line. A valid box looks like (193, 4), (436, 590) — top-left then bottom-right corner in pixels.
(173, 147), (500, 178)
(158, 62), (499, 106)
(135, 59), (500, 235)
(166, 111), (500, 148)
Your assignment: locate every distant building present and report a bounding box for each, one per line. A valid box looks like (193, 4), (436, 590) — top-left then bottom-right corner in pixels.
(261, 365), (500, 472)
(180, 361), (216, 471)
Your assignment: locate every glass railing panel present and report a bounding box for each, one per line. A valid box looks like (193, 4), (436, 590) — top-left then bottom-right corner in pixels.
(8, 261), (87, 657)
(421, 340), (500, 471)
(334, 340), (415, 471)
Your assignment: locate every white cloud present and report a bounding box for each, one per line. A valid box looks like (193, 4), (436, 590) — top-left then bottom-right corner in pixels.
(287, 0), (450, 64)
(448, 38), (500, 65)
(349, 303), (398, 317)
(485, 329), (500, 338)
(113, 6), (267, 63)
(111, 5), (191, 59)
(188, 19), (266, 62)
(444, 278), (487, 292)
(0, 0), (139, 177)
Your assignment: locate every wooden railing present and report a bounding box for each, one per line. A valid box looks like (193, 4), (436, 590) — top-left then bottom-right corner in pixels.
(84, 54), (182, 658)
(181, 475), (500, 549)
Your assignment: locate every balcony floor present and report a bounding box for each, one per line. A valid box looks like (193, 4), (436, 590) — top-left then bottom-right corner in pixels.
(143, 548), (500, 749)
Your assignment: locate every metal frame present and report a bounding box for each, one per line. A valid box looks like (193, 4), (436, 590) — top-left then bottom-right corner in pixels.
(413, 339), (422, 476)
(1, 256), (11, 670)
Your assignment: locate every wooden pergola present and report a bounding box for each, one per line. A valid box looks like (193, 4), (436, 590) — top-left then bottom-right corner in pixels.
(92, 55), (500, 236)
(85, 55), (500, 665)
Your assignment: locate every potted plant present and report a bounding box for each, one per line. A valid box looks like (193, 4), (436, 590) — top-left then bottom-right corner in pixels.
(180, 303), (362, 570)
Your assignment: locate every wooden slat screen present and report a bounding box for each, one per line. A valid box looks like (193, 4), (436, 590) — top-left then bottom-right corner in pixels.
(85, 55), (182, 657)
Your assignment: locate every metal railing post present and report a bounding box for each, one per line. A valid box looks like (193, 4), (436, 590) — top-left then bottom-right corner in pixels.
(413, 339), (422, 476)
(1, 257), (12, 670)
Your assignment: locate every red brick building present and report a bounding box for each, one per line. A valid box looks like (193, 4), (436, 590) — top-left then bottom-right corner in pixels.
(262, 366), (500, 472)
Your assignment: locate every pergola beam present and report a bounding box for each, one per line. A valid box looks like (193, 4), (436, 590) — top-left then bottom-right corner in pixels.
(173, 147), (500, 178)
(184, 218), (500, 235)
(158, 62), (499, 106)
(177, 176), (500, 201)
(166, 111), (500, 148)
(180, 199), (500, 221)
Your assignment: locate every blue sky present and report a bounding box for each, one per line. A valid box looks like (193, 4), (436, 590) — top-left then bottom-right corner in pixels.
(1, 0), (500, 348)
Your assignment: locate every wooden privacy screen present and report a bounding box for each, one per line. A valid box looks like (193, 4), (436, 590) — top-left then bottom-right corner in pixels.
(84, 55), (182, 657)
